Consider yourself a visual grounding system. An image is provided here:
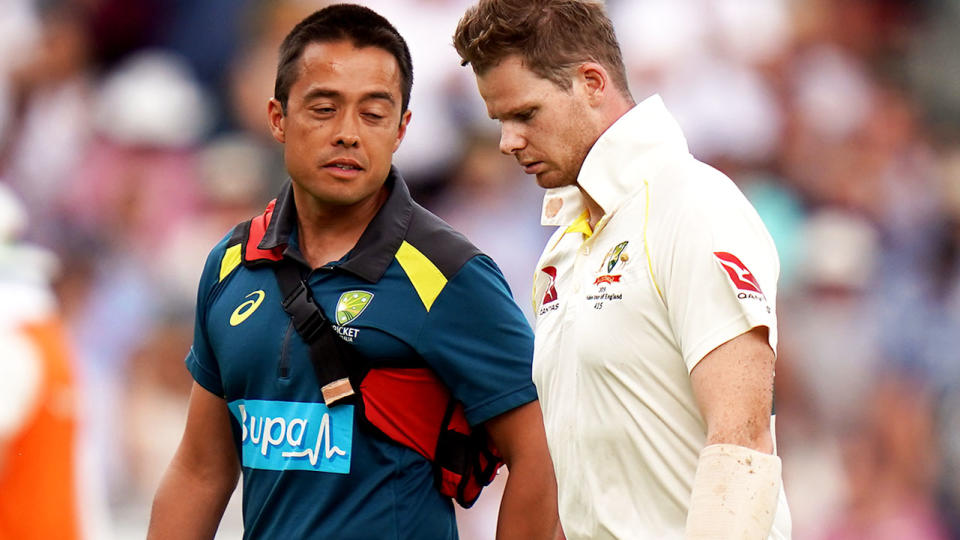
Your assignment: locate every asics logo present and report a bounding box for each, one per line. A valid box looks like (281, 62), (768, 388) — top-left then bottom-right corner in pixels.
(230, 290), (265, 326)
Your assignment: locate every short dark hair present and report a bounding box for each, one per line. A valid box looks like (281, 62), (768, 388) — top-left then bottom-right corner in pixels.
(274, 4), (414, 113)
(453, 0), (630, 96)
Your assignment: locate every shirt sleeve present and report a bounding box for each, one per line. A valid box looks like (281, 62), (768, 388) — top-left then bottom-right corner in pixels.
(652, 162), (780, 373)
(184, 237), (230, 396)
(415, 255), (538, 426)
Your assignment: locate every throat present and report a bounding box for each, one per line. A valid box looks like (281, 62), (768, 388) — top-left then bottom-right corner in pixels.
(294, 188), (388, 269)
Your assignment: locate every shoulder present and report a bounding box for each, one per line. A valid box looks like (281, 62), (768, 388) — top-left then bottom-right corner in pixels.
(647, 157), (762, 227)
(197, 224), (247, 300)
(402, 202), (483, 279)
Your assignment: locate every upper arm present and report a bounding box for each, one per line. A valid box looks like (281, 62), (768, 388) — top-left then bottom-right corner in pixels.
(689, 327), (775, 453)
(417, 256), (538, 426)
(172, 382), (240, 483)
(649, 166), (780, 372)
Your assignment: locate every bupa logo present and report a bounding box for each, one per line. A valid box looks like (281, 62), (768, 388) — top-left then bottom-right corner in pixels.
(713, 252), (763, 294)
(227, 399), (353, 474)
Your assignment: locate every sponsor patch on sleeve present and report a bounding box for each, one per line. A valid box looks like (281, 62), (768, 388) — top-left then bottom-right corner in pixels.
(713, 252), (771, 311)
(713, 252), (762, 293)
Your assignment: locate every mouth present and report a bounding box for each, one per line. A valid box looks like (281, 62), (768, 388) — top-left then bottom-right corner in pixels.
(520, 161), (544, 175)
(322, 158), (365, 176)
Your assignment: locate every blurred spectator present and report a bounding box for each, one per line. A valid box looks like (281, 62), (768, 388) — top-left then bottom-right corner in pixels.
(0, 185), (83, 539)
(820, 375), (948, 540)
(2, 1), (95, 245)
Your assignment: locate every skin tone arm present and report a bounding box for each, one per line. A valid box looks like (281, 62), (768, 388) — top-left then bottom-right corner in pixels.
(483, 400), (562, 540)
(689, 326), (776, 453)
(147, 382), (241, 540)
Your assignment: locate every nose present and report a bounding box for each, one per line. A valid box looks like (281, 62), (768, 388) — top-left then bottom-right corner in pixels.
(498, 124), (525, 156)
(336, 133), (360, 147)
(334, 114), (360, 148)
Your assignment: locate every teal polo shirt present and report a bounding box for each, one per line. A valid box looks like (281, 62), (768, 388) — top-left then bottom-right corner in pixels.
(186, 169), (537, 539)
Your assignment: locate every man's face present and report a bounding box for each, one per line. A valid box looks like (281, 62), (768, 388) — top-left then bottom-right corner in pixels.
(477, 56), (595, 189)
(268, 40), (410, 207)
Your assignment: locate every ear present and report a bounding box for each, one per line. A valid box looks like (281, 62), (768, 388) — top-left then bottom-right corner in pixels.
(267, 98), (286, 143)
(393, 109), (412, 152)
(577, 62), (609, 107)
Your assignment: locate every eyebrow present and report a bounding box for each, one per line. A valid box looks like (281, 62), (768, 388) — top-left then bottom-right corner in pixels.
(490, 104), (535, 121)
(303, 88), (396, 106)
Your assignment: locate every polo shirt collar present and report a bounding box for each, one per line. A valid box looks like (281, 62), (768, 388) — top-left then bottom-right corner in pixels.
(540, 94), (689, 226)
(258, 166), (414, 282)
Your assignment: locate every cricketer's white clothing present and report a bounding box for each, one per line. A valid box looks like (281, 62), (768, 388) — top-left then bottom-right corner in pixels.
(531, 95), (791, 539)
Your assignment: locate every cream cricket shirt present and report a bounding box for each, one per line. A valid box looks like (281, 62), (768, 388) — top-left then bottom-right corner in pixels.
(531, 95), (791, 539)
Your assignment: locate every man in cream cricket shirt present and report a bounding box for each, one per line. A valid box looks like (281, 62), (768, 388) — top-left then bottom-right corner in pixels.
(455, 1), (792, 538)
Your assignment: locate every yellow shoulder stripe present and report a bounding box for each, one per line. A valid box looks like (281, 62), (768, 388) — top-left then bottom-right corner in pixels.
(642, 179), (664, 301)
(220, 243), (242, 282)
(395, 241), (447, 311)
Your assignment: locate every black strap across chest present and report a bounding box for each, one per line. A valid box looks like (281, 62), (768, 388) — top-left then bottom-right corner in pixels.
(273, 259), (362, 407)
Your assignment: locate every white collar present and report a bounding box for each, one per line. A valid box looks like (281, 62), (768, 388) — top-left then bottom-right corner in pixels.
(541, 94), (689, 226)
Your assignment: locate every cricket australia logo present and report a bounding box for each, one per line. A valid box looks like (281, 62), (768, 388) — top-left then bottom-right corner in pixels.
(336, 291), (373, 325)
(603, 241), (629, 273)
(593, 241), (630, 287)
(333, 291), (372, 342)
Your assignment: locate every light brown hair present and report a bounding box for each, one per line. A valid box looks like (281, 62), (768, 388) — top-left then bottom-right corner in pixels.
(453, 0), (630, 96)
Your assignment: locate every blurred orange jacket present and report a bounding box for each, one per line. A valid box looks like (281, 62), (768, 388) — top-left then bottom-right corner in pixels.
(0, 316), (80, 540)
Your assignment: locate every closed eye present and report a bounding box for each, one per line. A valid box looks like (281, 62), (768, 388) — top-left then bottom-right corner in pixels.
(514, 108), (536, 122)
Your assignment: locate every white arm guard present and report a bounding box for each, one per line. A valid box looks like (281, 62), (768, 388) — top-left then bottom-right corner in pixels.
(685, 443), (782, 539)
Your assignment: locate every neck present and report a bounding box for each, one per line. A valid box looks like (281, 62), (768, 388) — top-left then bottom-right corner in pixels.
(293, 185), (389, 269)
(579, 96), (633, 229)
(601, 92), (634, 132)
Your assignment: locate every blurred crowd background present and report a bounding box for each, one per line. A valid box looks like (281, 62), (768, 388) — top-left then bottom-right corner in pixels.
(1, 0), (960, 538)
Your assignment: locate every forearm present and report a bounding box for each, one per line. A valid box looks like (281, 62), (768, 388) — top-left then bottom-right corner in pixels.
(496, 461), (560, 540)
(147, 454), (239, 540)
(684, 444), (781, 539)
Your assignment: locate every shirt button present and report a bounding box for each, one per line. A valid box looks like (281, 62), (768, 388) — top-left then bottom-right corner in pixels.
(582, 246), (590, 255)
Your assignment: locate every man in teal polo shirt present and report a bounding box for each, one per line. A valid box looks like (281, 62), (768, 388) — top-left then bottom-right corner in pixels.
(147, 4), (559, 539)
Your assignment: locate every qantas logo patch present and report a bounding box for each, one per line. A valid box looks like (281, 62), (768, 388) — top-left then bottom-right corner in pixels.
(540, 266), (559, 305)
(713, 252), (763, 294)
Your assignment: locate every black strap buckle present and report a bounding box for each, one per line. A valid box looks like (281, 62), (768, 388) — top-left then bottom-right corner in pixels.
(281, 279), (326, 343)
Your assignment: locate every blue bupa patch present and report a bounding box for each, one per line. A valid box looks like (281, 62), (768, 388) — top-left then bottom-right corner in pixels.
(227, 400), (353, 474)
